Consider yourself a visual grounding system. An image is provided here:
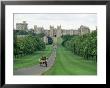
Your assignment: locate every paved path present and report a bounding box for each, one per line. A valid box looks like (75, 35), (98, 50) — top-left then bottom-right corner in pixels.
(14, 47), (56, 75)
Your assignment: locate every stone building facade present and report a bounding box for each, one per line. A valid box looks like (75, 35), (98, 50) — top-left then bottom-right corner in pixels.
(42, 25), (90, 38)
(34, 25), (44, 34)
(16, 21), (90, 37)
(16, 21), (28, 31)
(78, 25), (90, 35)
(16, 21), (91, 44)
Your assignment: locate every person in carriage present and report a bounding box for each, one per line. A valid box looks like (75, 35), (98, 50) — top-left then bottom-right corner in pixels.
(39, 56), (48, 67)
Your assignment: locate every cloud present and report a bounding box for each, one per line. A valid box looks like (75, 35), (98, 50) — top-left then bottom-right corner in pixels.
(14, 13), (97, 30)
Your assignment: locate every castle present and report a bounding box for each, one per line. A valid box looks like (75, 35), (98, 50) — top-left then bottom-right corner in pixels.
(16, 21), (90, 37)
(16, 21), (91, 43)
(33, 25), (90, 37)
(16, 21), (28, 31)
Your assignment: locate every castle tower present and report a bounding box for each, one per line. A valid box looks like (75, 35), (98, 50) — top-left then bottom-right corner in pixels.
(16, 21), (28, 31)
(57, 25), (62, 37)
(96, 26), (97, 31)
(34, 25), (38, 33)
(78, 25), (90, 35)
(49, 25), (54, 37)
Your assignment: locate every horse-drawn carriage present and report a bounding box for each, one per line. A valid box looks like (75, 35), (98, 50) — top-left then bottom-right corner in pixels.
(39, 56), (48, 67)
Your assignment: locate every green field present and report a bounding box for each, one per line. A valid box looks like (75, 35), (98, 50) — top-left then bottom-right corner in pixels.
(14, 45), (52, 70)
(44, 38), (97, 75)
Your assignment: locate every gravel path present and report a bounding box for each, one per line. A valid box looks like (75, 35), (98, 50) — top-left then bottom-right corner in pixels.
(14, 47), (56, 75)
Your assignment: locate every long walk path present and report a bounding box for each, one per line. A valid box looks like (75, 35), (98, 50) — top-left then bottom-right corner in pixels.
(44, 38), (97, 75)
(14, 46), (56, 75)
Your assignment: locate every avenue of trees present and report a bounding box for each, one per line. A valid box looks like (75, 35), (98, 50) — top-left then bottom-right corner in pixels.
(14, 30), (46, 58)
(62, 30), (97, 61)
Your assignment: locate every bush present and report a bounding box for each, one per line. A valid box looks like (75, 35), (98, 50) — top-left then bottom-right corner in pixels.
(14, 34), (46, 57)
(62, 31), (97, 60)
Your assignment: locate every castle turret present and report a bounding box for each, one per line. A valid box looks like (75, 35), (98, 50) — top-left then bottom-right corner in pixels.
(16, 21), (28, 31)
(78, 25), (90, 35)
(34, 25), (37, 33)
(49, 25), (54, 37)
(57, 25), (62, 37)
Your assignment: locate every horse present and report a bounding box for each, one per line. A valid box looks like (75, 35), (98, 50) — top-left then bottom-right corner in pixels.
(39, 57), (47, 67)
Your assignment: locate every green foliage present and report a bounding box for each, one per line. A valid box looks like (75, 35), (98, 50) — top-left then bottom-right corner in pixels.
(37, 33), (45, 38)
(63, 31), (97, 60)
(61, 35), (76, 46)
(14, 34), (46, 57)
(44, 41), (97, 75)
(14, 45), (52, 69)
(14, 30), (28, 35)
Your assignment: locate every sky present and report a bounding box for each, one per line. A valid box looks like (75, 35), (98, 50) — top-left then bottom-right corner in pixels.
(14, 13), (97, 30)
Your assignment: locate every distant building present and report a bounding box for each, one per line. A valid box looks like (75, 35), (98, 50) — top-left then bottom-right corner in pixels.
(73, 30), (79, 35)
(34, 25), (38, 33)
(78, 25), (90, 35)
(56, 25), (62, 37)
(43, 36), (48, 44)
(49, 25), (55, 37)
(16, 21), (91, 38)
(34, 25), (44, 34)
(16, 21), (28, 30)
(49, 25), (62, 37)
(43, 30), (47, 36)
(16, 21), (92, 44)
(45, 25), (90, 37)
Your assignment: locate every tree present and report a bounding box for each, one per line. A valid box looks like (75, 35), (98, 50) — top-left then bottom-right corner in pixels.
(14, 34), (46, 57)
(62, 30), (97, 61)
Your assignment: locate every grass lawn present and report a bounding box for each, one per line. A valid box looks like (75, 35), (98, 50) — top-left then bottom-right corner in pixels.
(14, 45), (52, 70)
(44, 38), (97, 75)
